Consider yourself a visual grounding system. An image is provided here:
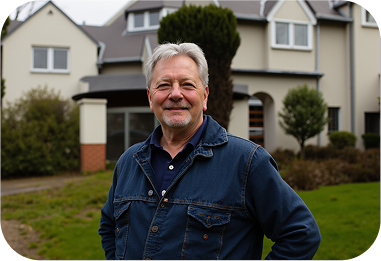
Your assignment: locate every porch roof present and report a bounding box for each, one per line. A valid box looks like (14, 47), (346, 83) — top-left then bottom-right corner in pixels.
(72, 74), (250, 101)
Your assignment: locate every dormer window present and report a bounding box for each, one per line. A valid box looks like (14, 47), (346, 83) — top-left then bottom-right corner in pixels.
(127, 8), (177, 32)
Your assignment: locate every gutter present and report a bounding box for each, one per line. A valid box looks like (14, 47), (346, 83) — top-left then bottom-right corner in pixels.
(231, 68), (324, 78)
(316, 19), (322, 146)
(349, 3), (355, 134)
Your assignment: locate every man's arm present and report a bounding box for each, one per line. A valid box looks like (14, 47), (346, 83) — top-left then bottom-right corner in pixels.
(98, 167), (118, 260)
(246, 147), (321, 259)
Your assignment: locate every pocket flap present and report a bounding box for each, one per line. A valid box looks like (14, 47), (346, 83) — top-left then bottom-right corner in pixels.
(187, 205), (231, 228)
(113, 201), (131, 219)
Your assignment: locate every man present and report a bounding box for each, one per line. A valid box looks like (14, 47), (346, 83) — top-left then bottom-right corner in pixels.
(99, 43), (321, 260)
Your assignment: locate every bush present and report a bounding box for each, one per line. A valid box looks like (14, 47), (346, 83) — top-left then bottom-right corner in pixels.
(362, 133), (380, 149)
(1, 86), (80, 178)
(328, 131), (357, 149)
(282, 148), (379, 190)
(282, 160), (322, 191)
(270, 148), (295, 171)
(303, 145), (340, 161)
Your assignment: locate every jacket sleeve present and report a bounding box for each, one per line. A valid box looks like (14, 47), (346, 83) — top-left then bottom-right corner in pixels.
(246, 146), (321, 260)
(98, 165), (118, 260)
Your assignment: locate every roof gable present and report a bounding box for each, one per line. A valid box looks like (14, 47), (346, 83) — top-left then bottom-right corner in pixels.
(267, 0), (317, 24)
(2, 1), (98, 45)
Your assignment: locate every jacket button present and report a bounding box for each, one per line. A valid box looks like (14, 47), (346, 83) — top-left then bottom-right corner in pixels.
(151, 226), (159, 233)
(160, 203), (165, 208)
(148, 190), (154, 196)
(203, 234), (208, 240)
(117, 228), (119, 234)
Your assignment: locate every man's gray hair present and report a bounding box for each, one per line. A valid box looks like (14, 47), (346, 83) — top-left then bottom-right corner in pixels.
(145, 43), (209, 89)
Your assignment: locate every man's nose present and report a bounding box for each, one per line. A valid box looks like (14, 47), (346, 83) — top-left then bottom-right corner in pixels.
(169, 84), (183, 101)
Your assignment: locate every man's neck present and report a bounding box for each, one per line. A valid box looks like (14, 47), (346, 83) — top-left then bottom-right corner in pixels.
(160, 118), (203, 158)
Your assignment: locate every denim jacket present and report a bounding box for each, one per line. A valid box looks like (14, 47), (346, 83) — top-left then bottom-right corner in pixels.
(99, 116), (321, 260)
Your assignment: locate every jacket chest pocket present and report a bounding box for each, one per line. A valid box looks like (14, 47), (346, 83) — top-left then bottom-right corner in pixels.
(181, 205), (231, 260)
(113, 201), (131, 260)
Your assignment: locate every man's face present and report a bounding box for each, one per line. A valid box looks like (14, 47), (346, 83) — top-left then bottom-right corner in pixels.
(147, 55), (208, 131)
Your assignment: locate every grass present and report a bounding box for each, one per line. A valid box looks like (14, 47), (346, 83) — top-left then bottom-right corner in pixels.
(2, 171), (380, 260)
(1, 171), (113, 260)
(262, 182), (380, 260)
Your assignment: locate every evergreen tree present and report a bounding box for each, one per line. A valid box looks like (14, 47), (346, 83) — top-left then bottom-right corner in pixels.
(278, 84), (330, 158)
(158, 4), (240, 129)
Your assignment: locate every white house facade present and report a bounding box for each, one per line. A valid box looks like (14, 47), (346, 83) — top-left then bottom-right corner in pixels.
(1, 0), (379, 171)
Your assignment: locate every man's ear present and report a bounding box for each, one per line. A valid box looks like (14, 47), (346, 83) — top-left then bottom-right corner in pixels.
(203, 86), (209, 111)
(147, 87), (153, 112)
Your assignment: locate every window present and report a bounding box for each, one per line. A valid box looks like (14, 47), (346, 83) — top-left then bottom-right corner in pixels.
(248, 96), (264, 147)
(107, 108), (159, 160)
(127, 8), (177, 32)
(362, 7), (377, 27)
(365, 112), (380, 134)
(272, 20), (312, 50)
(328, 107), (340, 133)
(128, 10), (160, 31)
(32, 47), (69, 73)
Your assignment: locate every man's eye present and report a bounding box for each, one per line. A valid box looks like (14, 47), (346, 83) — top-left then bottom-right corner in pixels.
(157, 84), (169, 88)
(184, 83), (195, 88)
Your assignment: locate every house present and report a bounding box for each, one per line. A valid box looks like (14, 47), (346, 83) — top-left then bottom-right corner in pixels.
(1, 0), (379, 172)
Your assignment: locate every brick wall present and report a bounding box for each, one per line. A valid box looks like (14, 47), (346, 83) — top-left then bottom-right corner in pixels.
(80, 144), (106, 172)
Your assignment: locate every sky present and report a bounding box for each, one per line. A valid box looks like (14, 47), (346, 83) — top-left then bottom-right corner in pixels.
(9, 0), (130, 26)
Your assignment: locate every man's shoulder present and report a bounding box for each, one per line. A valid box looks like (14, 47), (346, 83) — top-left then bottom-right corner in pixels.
(226, 133), (261, 150)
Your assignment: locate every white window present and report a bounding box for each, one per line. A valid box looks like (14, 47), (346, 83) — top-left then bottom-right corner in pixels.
(32, 47), (70, 73)
(361, 7), (377, 28)
(272, 20), (312, 50)
(127, 8), (177, 32)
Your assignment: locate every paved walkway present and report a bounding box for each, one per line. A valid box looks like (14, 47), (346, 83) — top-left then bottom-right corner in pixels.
(1, 174), (87, 196)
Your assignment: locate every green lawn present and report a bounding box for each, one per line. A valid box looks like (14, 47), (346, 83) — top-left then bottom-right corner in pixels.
(2, 171), (380, 260)
(262, 182), (380, 260)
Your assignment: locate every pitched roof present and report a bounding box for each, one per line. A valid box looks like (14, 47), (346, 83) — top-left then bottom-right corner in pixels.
(81, 14), (158, 63)
(306, 0), (352, 22)
(125, 0), (183, 13)
(2, 1), (98, 45)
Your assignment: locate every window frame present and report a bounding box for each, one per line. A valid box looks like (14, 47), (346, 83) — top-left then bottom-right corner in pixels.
(127, 8), (177, 32)
(271, 19), (312, 50)
(107, 107), (159, 160)
(361, 7), (378, 28)
(328, 107), (340, 133)
(31, 47), (70, 73)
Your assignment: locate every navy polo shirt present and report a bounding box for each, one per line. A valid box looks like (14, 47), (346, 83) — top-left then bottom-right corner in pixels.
(150, 116), (207, 197)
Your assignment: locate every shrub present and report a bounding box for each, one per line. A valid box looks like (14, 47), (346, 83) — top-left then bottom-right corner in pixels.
(320, 159), (351, 186)
(303, 145), (339, 161)
(337, 147), (361, 164)
(282, 160), (322, 191)
(270, 148), (295, 170)
(1, 86), (80, 178)
(361, 133), (380, 149)
(328, 131), (357, 149)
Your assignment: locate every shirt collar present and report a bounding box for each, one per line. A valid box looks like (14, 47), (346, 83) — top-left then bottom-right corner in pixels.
(150, 115), (208, 149)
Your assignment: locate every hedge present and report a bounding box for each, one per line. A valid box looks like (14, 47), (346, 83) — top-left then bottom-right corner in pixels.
(1, 86), (80, 178)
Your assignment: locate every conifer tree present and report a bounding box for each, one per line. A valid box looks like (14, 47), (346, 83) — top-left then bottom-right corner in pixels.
(158, 4), (240, 129)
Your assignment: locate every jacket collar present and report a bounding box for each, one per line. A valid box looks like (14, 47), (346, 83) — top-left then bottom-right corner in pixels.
(135, 115), (228, 160)
(197, 115), (228, 147)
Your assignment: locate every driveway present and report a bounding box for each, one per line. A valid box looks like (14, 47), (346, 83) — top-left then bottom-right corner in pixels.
(1, 173), (87, 196)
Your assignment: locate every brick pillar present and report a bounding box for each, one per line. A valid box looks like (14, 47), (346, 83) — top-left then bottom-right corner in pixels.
(80, 144), (106, 172)
(77, 98), (107, 172)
